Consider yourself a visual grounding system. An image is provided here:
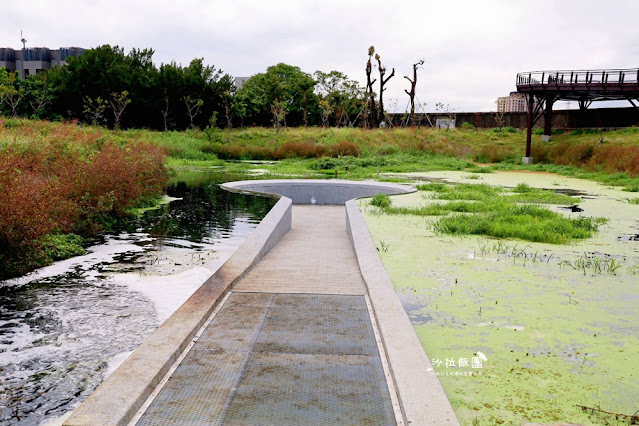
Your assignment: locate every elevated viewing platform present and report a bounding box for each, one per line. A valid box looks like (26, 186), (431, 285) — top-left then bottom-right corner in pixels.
(516, 67), (639, 162)
(517, 68), (639, 101)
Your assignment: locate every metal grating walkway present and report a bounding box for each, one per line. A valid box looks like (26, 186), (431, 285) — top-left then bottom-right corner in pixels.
(137, 293), (396, 425)
(135, 207), (398, 425)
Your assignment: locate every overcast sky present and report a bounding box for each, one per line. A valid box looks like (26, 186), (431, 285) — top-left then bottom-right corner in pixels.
(3, 0), (638, 112)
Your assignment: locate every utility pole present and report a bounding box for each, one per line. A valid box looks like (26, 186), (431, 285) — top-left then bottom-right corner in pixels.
(20, 30), (27, 79)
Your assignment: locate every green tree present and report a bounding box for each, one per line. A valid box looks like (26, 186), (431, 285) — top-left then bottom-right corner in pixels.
(0, 70), (23, 117)
(152, 59), (233, 130)
(0, 68), (12, 115)
(23, 74), (54, 118)
(314, 70), (365, 127)
(51, 45), (151, 127)
(237, 63), (318, 127)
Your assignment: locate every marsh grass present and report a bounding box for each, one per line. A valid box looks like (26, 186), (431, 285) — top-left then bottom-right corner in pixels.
(474, 240), (636, 275)
(370, 193), (391, 208)
(560, 254), (624, 276)
(475, 240), (554, 265)
(377, 182), (604, 244)
(433, 205), (604, 244)
(386, 200), (503, 216)
(418, 181), (577, 205)
(628, 198), (639, 205)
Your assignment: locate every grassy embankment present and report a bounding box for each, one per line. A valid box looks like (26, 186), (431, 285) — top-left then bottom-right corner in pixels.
(2, 119), (639, 276)
(156, 124), (639, 190)
(5, 119), (637, 187)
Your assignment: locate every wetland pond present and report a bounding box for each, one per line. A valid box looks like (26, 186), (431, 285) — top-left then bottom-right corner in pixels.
(0, 170), (276, 424)
(363, 170), (639, 425)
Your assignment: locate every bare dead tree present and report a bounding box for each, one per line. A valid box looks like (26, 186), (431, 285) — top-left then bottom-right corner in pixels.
(376, 53), (395, 127)
(161, 95), (170, 131)
(404, 59), (424, 126)
(493, 100), (506, 131)
(365, 46), (377, 128)
(223, 92), (233, 129)
(271, 100), (287, 134)
(494, 110), (506, 131)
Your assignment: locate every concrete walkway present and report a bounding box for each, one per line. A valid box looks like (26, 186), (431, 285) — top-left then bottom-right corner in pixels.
(132, 206), (401, 425)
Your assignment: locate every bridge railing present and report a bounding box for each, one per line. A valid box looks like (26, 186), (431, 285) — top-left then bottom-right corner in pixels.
(517, 68), (639, 87)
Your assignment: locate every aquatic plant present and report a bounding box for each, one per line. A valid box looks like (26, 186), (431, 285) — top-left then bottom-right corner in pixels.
(418, 181), (577, 205)
(393, 183), (599, 244)
(369, 193), (391, 208)
(559, 254), (624, 276)
(377, 240), (390, 252)
(432, 204), (604, 244)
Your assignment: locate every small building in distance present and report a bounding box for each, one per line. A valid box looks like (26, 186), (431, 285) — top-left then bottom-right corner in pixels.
(496, 91), (527, 112)
(234, 76), (250, 90)
(0, 47), (86, 79)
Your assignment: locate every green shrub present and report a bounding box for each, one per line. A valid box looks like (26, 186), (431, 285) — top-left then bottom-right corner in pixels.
(41, 234), (86, 261)
(513, 182), (533, 193)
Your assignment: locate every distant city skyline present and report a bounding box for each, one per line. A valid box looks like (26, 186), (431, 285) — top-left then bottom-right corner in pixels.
(2, 0), (637, 112)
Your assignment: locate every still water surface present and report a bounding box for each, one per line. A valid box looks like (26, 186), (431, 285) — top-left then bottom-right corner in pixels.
(0, 171), (276, 424)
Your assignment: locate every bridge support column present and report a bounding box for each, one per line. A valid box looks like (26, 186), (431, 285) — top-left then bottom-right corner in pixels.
(542, 96), (554, 142)
(523, 95), (534, 164)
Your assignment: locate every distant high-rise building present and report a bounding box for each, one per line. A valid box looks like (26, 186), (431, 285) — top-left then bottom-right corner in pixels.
(0, 47), (86, 79)
(496, 92), (527, 113)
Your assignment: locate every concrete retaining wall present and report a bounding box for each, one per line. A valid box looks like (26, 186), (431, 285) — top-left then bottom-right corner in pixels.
(65, 196), (293, 426)
(222, 179), (413, 205)
(390, 107), (639, 129)
(345, 199), (459, 425)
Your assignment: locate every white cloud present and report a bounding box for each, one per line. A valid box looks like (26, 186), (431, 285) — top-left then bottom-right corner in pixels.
(2, 0), (638, 112)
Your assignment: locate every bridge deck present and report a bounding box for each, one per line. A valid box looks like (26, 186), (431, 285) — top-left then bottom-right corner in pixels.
(132, 206), (400, 425)
(516, 68), (639, 101)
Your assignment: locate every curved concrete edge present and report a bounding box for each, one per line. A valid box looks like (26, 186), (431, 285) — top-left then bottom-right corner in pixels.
(345, 199), (460, 425)
(65, 197), (293, 426)
(222, 179), (415, 205)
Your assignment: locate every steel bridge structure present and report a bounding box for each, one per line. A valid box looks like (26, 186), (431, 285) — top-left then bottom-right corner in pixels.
(516, 68), (639, 161)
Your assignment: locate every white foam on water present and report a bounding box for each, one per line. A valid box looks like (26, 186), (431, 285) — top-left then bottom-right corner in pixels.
(1, 236), (147, 287)
(40, 411), (72, 426)
(103, 350), (134, 378)
(112, 266), (213, 324)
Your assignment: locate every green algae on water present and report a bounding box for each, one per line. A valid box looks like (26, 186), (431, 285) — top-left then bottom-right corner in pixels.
(362, 171), (639, 425)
